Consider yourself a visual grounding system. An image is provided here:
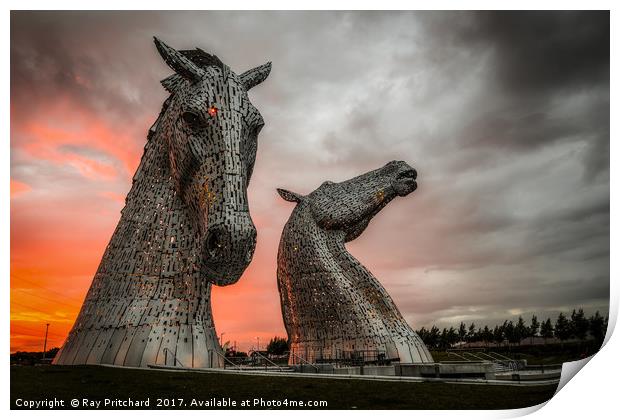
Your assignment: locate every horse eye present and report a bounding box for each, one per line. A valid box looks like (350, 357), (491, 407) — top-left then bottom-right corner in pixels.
(182, 111), (200, 126)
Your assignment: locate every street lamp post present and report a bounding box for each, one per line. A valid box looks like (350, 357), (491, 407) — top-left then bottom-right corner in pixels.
(43, 323), (50, 360)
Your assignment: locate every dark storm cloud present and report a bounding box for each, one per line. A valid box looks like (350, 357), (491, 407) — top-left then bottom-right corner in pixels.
(422, 11), (609, 93)
(10, 11), (167, 129)
(11, 11), (609, 339)
(414, 11), (611, 174)
(464, 11), (609, 94)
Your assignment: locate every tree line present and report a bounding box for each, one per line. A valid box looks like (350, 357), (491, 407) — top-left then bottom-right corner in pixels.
(415, 309), (608, 350)
(11, 347), (59, 364)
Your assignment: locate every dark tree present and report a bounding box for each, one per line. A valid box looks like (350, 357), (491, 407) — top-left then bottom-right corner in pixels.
(555, 312), (571, 341)
(416, 326), (428, 344)
(458, 322), (467, 343)
(226, 349), (248, 358)
(417, 307), (605, 351)
(530, 315), (540, 337)
(482, 325), (492, 344)
(589, 311), (607, 345)
(467, 323), (476, 343)
(515, 316), (528, 344)
(447, 327), (458, 346)
(438, 327), (459, 349)
(439, 328), (449, 349)
(504, 321), (518, 344)
(428, 325), (440, 349)
(266, 336), (289, 355)
(571, 308), (589, 340)
(10, 347), (60, 364)
(475, 327), (483, 343)
(493, 325), (504, 345)
(540, 318), (554, 340)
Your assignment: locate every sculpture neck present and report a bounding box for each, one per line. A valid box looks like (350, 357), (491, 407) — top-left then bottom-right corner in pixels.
(94, 130), (210, 301)
(278, 203), (347, 274)
(278, 202), (407, 328)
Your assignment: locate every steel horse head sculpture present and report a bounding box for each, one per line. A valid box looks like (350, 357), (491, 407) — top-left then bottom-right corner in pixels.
(277, 161), (434, 364)
(54, 38), (271, 367)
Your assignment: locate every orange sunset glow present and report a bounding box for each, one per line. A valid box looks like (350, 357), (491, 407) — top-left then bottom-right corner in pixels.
(9, 96), (288, 352)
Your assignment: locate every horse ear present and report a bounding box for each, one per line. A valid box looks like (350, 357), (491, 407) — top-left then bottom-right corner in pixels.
(154, 37), (204, 82)
(240, 62), (272, 90)
(277, 188), (303, 203)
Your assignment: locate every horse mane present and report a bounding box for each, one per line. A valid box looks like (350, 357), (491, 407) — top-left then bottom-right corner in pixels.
(181, 48), (224, 69)
(161, 48), (224, 93)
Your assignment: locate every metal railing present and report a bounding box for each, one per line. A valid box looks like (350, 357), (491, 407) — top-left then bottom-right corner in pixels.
(478, 352), (503, 362)
(469, 352), (495, 361)
(289, 352), (320, 373)
(211, 348), (242, 370)
(489, 351), (513, 361)
(454, 350), (520, 371)
(446, 351), (471, 361)
(252, 351), (287, 372)
(463, 351), (487, 362)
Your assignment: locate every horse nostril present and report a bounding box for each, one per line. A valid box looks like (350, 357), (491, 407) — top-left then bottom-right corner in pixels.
(397, 169), (417, 181)
(205, 229), (222, 258)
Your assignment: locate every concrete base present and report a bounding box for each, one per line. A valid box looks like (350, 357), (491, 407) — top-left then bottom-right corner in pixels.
(396, 362), (496, 380)
(295, 365), (396, 376)
(334, 366), (361, 375)
(362, 365), (395, 376)
(294, 363), (334, 374)
(495, 370), (561, 381)
(289, 361), (563, 382)
(293, 362), (496, 379)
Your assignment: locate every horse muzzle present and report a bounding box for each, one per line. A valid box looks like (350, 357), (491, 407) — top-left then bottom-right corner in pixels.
(391, 163), (418, 197)
(201, 217), (257, 286)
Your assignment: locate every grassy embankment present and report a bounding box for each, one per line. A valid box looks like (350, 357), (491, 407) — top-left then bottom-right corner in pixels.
(11, 365), (557, 410)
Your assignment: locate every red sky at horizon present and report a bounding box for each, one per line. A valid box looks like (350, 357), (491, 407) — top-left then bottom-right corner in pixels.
(9, 98), (290, 354)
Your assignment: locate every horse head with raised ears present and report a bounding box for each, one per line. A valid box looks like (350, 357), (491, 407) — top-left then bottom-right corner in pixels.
(153, 37), (271, 285)
(53, 38), (272, 368)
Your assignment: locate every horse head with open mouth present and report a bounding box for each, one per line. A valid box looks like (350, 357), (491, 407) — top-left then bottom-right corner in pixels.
(277, 161), (433, 364)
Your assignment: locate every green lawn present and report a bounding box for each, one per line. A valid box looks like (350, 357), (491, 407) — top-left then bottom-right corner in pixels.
(11, 365), (558, 410)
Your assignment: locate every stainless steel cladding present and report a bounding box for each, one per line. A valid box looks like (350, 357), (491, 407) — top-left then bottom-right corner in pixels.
(277, 161), (433, 364)
(53, 38), (271, 367)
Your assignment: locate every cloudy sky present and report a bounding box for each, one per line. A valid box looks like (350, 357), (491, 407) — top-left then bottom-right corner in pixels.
(10, 11), (609, 351)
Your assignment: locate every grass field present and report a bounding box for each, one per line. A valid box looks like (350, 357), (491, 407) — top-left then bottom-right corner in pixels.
(11, 365), (558, 410)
